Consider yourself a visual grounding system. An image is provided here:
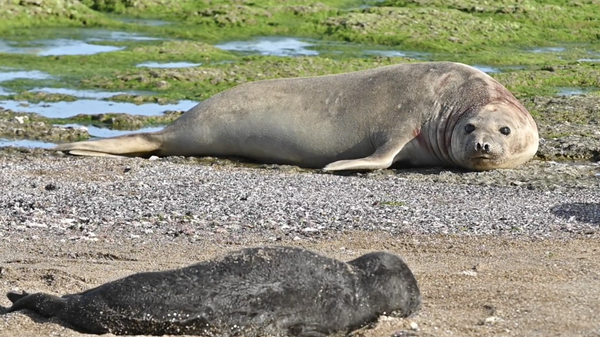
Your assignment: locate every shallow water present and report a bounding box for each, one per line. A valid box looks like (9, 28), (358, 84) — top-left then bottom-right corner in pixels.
(0, 29), (160, 56)
(0, 70), (53, 82)
(470, 65), (501, 73)
(214, 36), (432, 61)
(0, 125), (167, 149)
(0, 138), (55, 149)
(0, 70), (54, 95)
(362, 49), (429, 59)
(215, 37), (319, 57)
(530, 47), (566, 53)
(0, 39), (124, 56)
(114, 18), (171, 26)
(28, 87), (147, 100)
(136, 61), (202, 68)
(0, 99), (198, 118)
(556, 87), (597, 96)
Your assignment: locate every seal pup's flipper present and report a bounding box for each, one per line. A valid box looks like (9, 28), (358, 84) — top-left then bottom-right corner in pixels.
(7, 291), (67, 317)
(284, 322), (330, 337)
(322, 140), (407, 171)
(55, 132), (163, 158)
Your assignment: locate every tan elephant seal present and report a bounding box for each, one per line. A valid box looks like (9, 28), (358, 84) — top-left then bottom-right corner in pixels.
(55, 62), (539, 171)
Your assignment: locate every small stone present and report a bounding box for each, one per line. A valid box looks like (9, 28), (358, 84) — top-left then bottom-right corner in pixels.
(479, 316), (502, 325)
(461, 270), (478, 277)
(44, 183), (57, 191)
(14, 116), (27, 124)
(410, 321), (419, 330)
(27, 223), (48, 228)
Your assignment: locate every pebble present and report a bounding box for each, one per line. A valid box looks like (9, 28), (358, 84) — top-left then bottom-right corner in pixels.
(0, 154), (597, 242)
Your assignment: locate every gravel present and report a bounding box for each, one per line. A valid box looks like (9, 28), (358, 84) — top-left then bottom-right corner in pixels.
(0, 149), (598, 244)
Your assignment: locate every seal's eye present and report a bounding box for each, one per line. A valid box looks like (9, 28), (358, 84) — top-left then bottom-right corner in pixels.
(499, 126), (511, 136)
(465, 124), (475, 134)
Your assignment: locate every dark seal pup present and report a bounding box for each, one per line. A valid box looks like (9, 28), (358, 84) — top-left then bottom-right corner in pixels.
(5, 246), (421, 336)
(55, 62), (539, 171)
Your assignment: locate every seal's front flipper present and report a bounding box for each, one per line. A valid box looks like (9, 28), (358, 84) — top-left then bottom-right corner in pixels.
(7, 292), (67, 317)
(286, 323), (330, 337)
(55, 132), (163, 157)
(322, 140), (406, 171)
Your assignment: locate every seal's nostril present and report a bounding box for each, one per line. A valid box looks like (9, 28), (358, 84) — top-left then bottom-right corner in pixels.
(483, 143), (490, 152)
(476, 142), (482, 151)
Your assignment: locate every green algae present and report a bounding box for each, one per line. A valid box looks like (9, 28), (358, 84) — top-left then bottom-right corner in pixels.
(81, 55), (405, 100)
(1, 0), (600, 132)
(492, 63), (600, 98)
(0, 0), (113, 30)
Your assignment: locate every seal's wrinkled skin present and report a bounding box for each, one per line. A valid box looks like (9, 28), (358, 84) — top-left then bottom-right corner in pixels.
(6, 247), (421, 336)
(55, 62), (538, 171)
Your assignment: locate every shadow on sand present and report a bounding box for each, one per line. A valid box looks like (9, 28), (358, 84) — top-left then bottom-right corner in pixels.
(551, 202), (600, 225)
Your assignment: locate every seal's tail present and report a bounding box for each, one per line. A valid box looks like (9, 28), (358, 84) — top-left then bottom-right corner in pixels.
(55, 132), (163, 157)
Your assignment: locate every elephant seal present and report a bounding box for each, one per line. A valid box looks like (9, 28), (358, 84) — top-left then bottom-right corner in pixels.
(55, 62), (538, 171)
(5, 246), (421, 336)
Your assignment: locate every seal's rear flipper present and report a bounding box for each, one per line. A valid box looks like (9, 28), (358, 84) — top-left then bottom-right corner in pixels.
(7, 291), (29, 304)
(55, 133), (163, 157)
(66, 150), (129, 158)
(6, 292), (67, 317)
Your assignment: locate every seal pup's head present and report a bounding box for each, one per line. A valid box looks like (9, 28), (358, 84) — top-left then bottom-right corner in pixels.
(451, 100), (539, 171)
(348, 252), (421, 317)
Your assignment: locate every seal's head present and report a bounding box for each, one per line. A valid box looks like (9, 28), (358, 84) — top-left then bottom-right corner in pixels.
(451, 101), (539, 171)
(349, 252), (421, 317)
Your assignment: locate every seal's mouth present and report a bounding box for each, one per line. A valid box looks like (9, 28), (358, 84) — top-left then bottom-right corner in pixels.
(466, 154), (505, 170)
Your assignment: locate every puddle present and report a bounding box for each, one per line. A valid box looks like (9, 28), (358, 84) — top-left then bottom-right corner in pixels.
(61, 124), (165, 138)
(529, 47), (566, 53)
(0, 99), (198, 118)
(28, 87), (145, 100)
(0, 70), (53, 82)
(215, 37), (319, 57)
(115, 18), (171, 26)
(214, 36), (432, 60)
(136, 61), (202, 68)
(0, 39), (125, 56)
(0, 70), (54, 95)
(0, 29), (160, 56)
(471, 65), (501, 73)
(363, 50), (429, 59)
(578, 58), (600, 62)
(0, 138), (55, 149)
(83, 30), (161, 42)
(556, 87), (597, 96)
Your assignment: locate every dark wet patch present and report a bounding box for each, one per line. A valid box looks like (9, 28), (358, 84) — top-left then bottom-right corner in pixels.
(552, 203), (600, 225)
